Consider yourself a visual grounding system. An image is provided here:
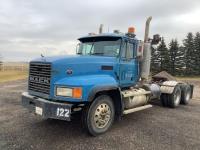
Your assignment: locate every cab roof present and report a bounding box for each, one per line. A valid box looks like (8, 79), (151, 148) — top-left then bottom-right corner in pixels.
(78, 33), (138, 42)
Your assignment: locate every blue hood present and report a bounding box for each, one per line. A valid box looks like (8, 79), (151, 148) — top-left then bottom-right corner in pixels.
(32, 55), (118, 80)
(33, 55), (116, 65)
(29, 55), (119, 101)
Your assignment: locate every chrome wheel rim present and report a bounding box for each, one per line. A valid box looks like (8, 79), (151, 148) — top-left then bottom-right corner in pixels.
(94, 103), (111, 129)
(185, 90), (191, 102)
(174, 90), (181, 105)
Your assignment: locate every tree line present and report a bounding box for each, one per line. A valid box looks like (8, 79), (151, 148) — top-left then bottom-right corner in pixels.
(151, 32), (200, 76)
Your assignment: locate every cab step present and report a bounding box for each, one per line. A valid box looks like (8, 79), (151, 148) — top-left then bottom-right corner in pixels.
(123, 104), (153, 115)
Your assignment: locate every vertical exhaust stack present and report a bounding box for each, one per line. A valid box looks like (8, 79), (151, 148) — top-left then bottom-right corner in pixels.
(144, 17), (152, 42)
(141, 16), (152, 81)
(99, 24), (103, 34)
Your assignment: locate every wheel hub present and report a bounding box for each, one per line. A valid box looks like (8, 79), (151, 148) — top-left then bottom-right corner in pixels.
(94, 103), (111, 129)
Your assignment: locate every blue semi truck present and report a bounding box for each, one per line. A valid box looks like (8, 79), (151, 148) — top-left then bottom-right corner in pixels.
(22, 17), (193, 136)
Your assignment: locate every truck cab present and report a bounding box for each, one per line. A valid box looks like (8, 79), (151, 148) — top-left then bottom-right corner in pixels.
(77, 33), (140, 87)
(26, 32), (140, 101)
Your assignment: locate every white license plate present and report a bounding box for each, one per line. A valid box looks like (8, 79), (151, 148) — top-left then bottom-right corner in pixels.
(35, 106), (43, 115)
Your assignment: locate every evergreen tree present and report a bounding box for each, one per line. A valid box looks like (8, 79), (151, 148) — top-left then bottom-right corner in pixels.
(168, 39), (177, 75)
(183, 33), (195, 76)
(157, 38), (170, 72)
(151, 45), (160, 74)
(194, 32), (200, 75)
(168, 39), (185, 76)
(176, 46), (186, 76)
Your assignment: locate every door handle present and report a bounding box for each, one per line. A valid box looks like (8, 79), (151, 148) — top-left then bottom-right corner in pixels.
(121, 58), (127, 61)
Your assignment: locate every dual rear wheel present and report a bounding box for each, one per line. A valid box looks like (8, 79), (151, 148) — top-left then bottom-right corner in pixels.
(161, 84), (192, 108)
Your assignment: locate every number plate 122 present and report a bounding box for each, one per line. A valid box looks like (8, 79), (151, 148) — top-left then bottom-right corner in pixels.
(56, 108), (70, 118)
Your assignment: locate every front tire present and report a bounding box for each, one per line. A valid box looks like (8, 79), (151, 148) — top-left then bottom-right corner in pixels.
(82, 95), (115, 136)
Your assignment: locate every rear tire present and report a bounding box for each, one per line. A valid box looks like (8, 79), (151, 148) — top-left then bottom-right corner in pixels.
(161, 94), (168, 107)
(181, 85), (191, 105)
(168, 85), (181, 108)
(82, 95), (115, 136)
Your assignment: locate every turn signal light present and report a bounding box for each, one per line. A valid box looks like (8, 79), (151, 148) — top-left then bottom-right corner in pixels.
(73, 88), (82, 98)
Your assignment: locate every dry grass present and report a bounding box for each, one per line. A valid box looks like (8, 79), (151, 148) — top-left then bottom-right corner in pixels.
(176, 76), (200, 81)
(0, 71), (28, 83)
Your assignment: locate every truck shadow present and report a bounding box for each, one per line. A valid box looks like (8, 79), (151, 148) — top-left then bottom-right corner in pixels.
(149, 99), (162, 106)
(31, 113), (89, 138)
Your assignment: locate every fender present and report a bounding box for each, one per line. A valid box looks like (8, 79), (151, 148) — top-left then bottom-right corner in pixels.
(88, 85), (124, 117)
(88, 85), (119, 102)
(160, 81), (178, 94)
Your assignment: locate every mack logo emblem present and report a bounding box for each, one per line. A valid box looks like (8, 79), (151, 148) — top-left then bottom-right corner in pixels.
(30, 76), (50, 84)
(66, 69), (73, 75)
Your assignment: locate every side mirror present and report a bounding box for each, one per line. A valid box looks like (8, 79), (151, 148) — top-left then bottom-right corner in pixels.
(151, 34), (161, 45)
(136, 41), (144, 60)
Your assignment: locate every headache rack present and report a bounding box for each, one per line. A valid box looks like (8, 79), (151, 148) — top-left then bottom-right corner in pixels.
(28, 62), (51, 95)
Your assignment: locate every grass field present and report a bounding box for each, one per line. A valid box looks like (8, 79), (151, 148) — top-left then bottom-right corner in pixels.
(176, 76), (200, 81)
(0, 71), (28, 83)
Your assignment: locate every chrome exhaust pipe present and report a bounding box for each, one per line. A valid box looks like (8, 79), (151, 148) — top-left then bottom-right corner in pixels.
(141, 16), (152, 81)
(144, 16), (152, 42)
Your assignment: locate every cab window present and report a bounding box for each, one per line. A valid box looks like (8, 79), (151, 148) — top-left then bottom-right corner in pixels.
(77, 37), (121, 57)
(121, 42), (134, 59)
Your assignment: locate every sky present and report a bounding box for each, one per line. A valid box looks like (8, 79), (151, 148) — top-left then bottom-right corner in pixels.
(0, 0), (200, 62)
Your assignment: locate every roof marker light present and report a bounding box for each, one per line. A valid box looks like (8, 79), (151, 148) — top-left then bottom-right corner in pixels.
(128, 27), (135, 33)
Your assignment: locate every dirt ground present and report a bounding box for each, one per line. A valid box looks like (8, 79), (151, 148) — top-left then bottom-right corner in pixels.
(0, 79), (200, 150)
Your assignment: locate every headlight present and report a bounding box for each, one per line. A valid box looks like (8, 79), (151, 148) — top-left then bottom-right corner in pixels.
(56, 87), (72, 97)
(56, 87), (82, 99)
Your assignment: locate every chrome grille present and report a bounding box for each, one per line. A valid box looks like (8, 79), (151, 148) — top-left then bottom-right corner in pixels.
(29, 62), (51, 94)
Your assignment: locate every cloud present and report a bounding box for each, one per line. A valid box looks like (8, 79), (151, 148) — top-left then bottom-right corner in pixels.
(0, 0), (200, 61)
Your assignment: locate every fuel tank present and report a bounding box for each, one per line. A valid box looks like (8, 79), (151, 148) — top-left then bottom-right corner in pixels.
(122, 88), (150, 109)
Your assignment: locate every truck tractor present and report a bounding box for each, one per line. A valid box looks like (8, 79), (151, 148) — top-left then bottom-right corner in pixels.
(22, 17), (193, 136)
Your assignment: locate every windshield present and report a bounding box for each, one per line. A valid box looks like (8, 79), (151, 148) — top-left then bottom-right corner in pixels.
(77, 38), (121, 57)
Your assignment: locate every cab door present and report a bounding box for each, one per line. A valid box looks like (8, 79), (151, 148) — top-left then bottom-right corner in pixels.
(119, 40), (139, 87)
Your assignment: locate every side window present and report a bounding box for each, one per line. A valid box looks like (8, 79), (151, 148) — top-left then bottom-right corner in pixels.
(121, 42), (126, 58)
(121, 41), (134, 59)
(126, 42), (134, 59)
